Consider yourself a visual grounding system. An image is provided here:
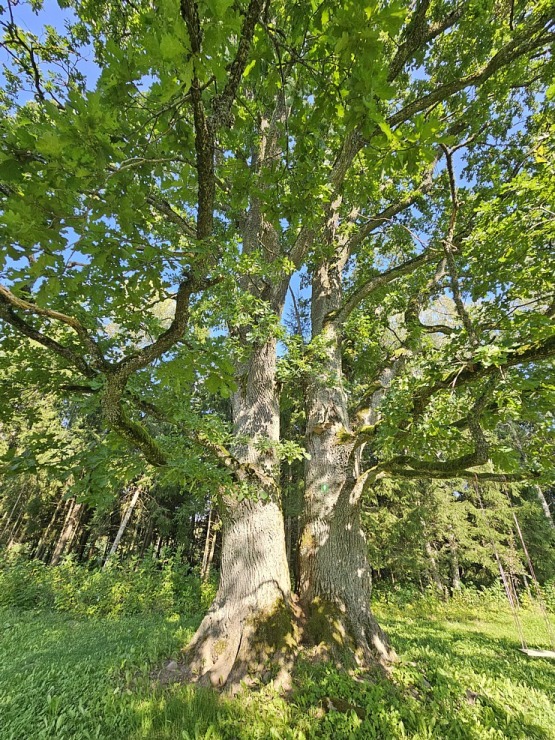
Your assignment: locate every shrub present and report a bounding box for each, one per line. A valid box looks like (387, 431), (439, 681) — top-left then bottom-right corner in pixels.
(0, 551), (217, 618)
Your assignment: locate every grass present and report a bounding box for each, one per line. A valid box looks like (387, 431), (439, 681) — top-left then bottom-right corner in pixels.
(1, 599), (554, 739)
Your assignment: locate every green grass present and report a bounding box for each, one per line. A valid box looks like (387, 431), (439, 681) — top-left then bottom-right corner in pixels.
(1, 600), (554, 739)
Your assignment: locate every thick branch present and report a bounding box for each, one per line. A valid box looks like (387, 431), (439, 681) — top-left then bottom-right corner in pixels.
(115, 276), (199, 377)
(388, 2), (465, 83)
(333, 250), (433, 326)
(102, 375), (168, 467)
(0, 283), (107, 369)
(387, 15), (555, 130)
(180, 0), (215, 239)
(413, 334), (555, 418)
(212, 0), (267, 125)
(0, 299), (95, 379)
(385, 467), (535, 482)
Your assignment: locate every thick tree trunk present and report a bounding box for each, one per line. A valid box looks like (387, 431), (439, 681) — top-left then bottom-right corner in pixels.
(182, 339), (294, 690)
(299, 263), (393, 665)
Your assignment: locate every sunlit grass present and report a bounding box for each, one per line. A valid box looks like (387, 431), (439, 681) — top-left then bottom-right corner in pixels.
(1, 598), (554, 739)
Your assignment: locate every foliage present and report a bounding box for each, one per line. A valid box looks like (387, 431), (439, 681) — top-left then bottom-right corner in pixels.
(0, 551), (216, 617)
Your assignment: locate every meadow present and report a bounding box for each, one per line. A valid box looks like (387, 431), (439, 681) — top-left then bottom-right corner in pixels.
(1, 562), (554, 739)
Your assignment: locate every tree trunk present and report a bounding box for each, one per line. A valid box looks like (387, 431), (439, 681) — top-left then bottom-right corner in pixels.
(0, 489), (24, 543)
(34, 492), (65, 561)
(299, 262), (393, 666)
(50, 499), (83, 565)
(72, 506), (93, 561)
(448, 533), (462, 593)
(103, 486), (141, 567)
(425, 541), (446, 596)
(201, 511), (219, 582)
(535, 486), (554, 527)
(183, 339), (294, 690)
(200, 506), (213, 580)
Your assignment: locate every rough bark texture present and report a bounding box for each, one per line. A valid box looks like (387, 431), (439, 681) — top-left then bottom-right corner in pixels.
(182, 339), (294, 690)
(299, 262), (393, 665)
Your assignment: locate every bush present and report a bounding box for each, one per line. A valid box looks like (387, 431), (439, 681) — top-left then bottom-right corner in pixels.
(0, 551), (218, 618)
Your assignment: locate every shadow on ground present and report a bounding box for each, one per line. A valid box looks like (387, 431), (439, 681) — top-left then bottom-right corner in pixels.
(129, 609), (555, 739)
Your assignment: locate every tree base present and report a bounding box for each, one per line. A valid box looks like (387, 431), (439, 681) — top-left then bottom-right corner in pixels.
(301, 597), (396, 671)
(176, 597), (301, 693)
(158, 596), (395, 693)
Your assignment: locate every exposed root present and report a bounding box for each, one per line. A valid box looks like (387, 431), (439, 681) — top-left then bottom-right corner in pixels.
(176, 597), (302, 694)
(301, 597), (397, 672)
(156, 597), (395, 693)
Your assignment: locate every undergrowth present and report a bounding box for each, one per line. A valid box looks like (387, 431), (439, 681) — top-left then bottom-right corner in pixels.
(0, 551), (217, 617)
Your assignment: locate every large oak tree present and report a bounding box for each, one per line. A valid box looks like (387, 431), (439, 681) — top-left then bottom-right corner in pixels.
(1, 0), (554, 688)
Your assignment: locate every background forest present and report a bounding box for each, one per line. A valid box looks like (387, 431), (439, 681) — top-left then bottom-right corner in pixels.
(2, 389), (555, 610)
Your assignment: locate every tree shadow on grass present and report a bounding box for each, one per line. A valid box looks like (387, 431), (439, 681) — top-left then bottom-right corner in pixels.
(383, 613), (555, 698)
(131, 617), (555, 740)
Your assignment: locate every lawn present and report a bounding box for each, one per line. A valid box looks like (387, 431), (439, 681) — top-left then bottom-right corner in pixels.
(0, 599), (554, 739)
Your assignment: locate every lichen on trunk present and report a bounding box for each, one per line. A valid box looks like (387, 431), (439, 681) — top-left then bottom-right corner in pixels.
(182, 497), (296, 690)
(298, 260), (395, 667)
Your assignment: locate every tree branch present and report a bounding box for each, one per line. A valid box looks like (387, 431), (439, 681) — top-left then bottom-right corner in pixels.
(412, 334), (555, 419)
(388, 2), (465, 83)
(0, 284), (108, 370)
(211, 0), (267, 126)
(332, 250), (434, 326)
(345, 160), (437, 254)
(146, 195), (197, 238)
(387, 14), (555, 130)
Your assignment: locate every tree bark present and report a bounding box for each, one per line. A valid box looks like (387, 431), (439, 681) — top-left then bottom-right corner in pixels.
(103, 486), (141, 567)
(50, 498), (83, 565)
(448, 533), (462, 592)
(535, 486), (554, 528)
(34, 491), (65, 561)
(200, 505), (213, 580)
(201, 510), (219, 582)
(183, 339), (294, 690)
(299, 261), (393, 665)
(425, 541), (446, 597)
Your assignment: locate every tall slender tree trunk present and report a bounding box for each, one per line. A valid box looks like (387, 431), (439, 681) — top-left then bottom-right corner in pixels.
(448, 533), (462, 592)
(183, 339), (294, 689)
(34, 492), (65, 561)
(51, 499), (83, 565)
(204, 515), (218, 581)
(535, 486), (554, 527)
(0, 489), (24, 543)
(103, 486), (141, 567)
(201, 508), (219, 582)
(200, 506), (213, 579)
(425, 541), (446, 596)
(299, 261), (393, 664)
